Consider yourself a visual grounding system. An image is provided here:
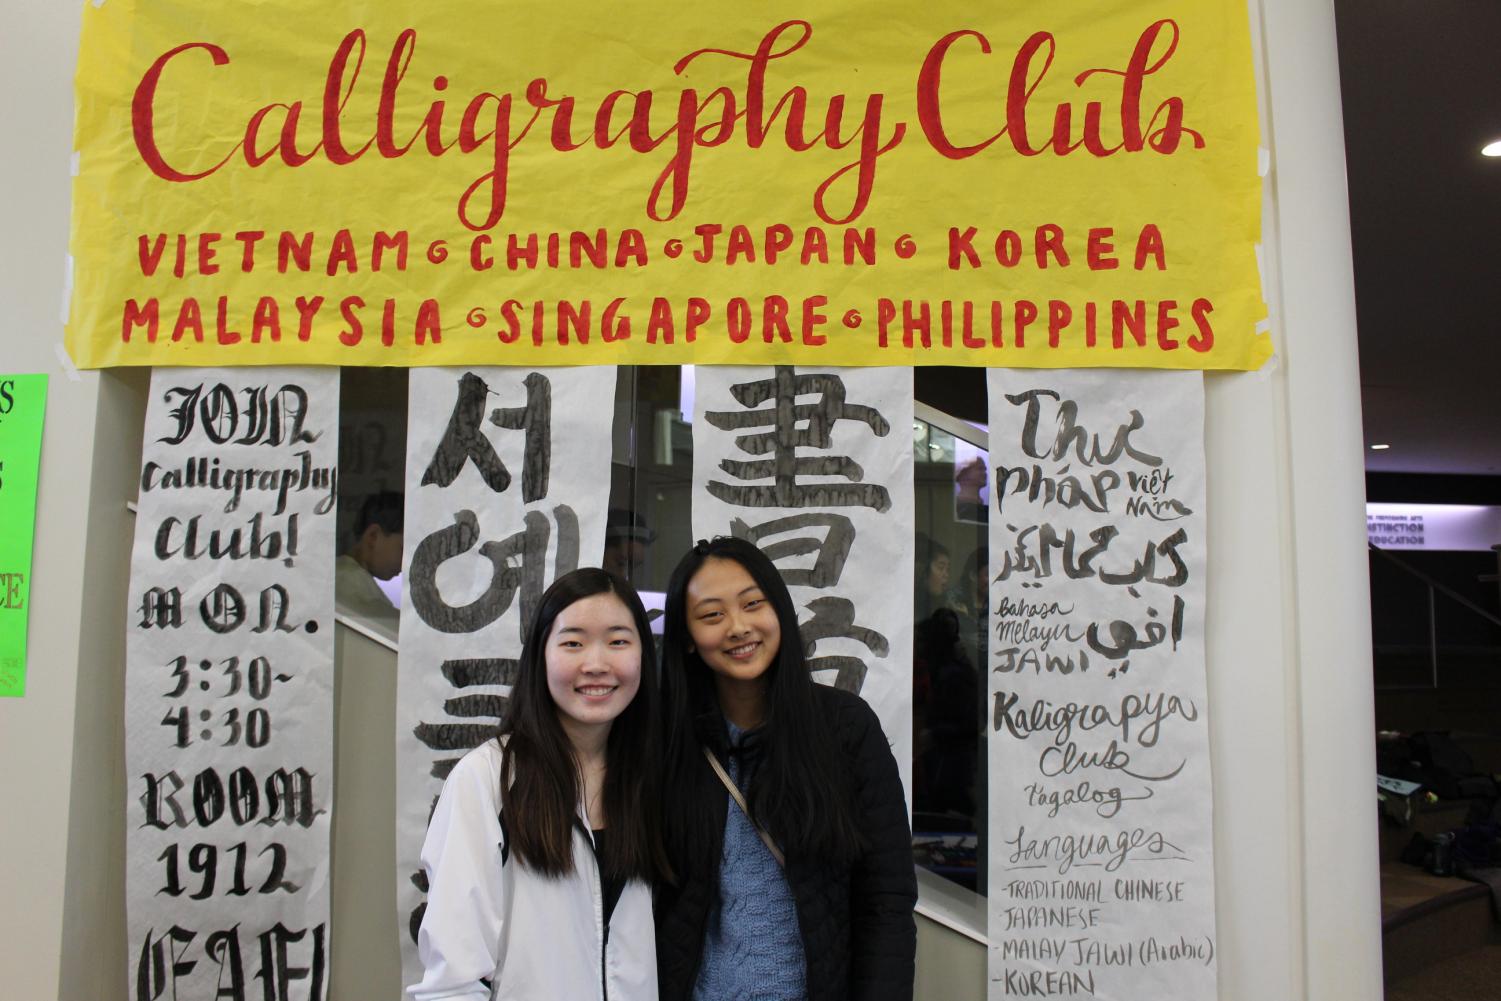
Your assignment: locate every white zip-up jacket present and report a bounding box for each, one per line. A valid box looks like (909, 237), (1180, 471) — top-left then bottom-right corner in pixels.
(408, 739), (657, 1001)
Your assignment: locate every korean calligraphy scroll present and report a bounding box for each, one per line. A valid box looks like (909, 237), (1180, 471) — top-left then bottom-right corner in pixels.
(691, 365), (915, 799)
(125, 367), (340, 1001)
(985, 369), (1215, 999)
(393, 366), (617, 984)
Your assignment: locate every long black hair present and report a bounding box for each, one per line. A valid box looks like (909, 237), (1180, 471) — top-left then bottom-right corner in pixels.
(498, 567), (670, 883)
(660, 537), (863, 877)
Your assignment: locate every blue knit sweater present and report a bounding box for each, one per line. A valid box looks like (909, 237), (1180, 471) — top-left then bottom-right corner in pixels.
(691, 723), (807, 1001)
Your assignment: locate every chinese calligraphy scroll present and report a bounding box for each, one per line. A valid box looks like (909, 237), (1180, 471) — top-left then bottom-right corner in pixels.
(691, 365), (915, 799)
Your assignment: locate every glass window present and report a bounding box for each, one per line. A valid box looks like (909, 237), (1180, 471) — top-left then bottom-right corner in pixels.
(910, 407), (988, 897)
(332, 366), (993, 901)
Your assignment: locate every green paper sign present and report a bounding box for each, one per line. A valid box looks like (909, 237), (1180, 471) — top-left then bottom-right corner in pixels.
(0, 374), (48, 697)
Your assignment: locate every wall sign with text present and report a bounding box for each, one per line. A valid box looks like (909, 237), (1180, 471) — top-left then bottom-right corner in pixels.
(985, 369), (1216, 1000)
(0, 374), (48, 698)
(1366, 503), (1501, 552)
(125, 368), (339, 1001)
(69, 0), (1268, 371)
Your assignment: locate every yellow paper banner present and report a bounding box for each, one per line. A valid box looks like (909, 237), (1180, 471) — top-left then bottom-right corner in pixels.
(68, 0), (1269, 370)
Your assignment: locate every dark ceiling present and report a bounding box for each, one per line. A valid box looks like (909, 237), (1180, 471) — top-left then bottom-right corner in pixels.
(1335, 0), (1501, 475)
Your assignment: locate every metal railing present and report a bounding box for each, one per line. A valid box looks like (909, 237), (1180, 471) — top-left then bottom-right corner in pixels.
(1369, 544), (1501, 690)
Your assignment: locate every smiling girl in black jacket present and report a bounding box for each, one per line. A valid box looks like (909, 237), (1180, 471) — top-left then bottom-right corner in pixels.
(655, 537), (917, 1001)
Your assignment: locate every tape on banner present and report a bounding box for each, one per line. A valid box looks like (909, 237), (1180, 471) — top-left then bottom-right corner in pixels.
(55, 342), (82, 382)
(1251, 235), (1275, 381)
(60, 253), (73, 325)
(1254, 244), (1267, 304)
(1253, 322), (1278, 379)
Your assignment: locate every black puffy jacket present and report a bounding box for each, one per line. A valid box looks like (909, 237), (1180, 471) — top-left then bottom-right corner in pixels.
(655, 686), (917, 1001)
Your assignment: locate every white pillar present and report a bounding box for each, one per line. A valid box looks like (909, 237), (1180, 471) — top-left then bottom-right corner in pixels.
(1259, 0), (1383, 997)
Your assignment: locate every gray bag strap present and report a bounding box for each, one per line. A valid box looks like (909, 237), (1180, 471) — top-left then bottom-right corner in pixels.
(703, 746), (785, 868)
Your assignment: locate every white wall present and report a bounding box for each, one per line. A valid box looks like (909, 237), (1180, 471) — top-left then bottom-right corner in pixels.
(0, 2), (95, 998)
(0, 1), (1379, 998)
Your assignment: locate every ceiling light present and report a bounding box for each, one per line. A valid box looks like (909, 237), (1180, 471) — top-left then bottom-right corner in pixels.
(1370, 443), (1390, 450)
(1483, 140), (1501, 157)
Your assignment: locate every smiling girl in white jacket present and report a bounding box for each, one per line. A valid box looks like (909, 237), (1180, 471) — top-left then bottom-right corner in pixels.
(409, 569), (670, 1001)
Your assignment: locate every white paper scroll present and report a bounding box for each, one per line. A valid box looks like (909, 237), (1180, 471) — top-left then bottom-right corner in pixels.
(985, 369), (1216, 1000)
(126, 367), (340, 1001)
(394, 366), (617, 986)
(691, 365), (915, 800)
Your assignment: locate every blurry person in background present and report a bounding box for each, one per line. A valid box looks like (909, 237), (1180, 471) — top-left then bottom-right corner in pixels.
(914, 534), (951, 622)
(603, 507), (657, 583)
(953, 456), (988, 524)
(952, 546), (989, 670)
(913, 606), (979, 817)
(337, 490), (403, 632)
